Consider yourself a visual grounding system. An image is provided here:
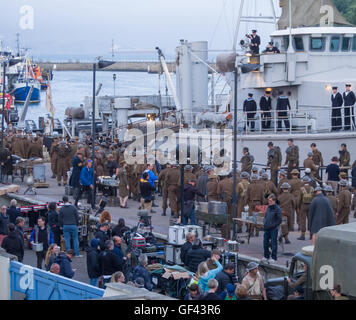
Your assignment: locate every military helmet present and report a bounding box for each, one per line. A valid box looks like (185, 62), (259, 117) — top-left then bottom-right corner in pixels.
(314, 186), (323, 192)
(251, 174), (259, 181)
(307, 152), (313, 157)
(305, 168), (311, 174)
(262, 173), (269, 180)
(184, 165), (193, 171)
(302, 176), (311, 183)
(279, 170), (287, 177)
(241, 171), (250, 179)
(324, 185), (333, 193)
(291, 169), (299, 175)
(339, 179), (348, 187)
(252, 166), (258, 172)
(281, 182), (291, 189)
(259, 169), (265, 175)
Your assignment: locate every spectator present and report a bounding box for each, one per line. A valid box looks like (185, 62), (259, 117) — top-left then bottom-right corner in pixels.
(113, 236), (129, 267)
(7, 199), (20, 224)
(59, 196), (81, 257)
(111, 218), (130, 238)
(197, 252), (222, 294)
(30, 217), (54, 269)
(133, 254), (152, 291)
(143, 163), (158, 188)
(326, 157), (341, 195)
(199, 279), (222, 300)
(50, 263), (60, 275)
(309, 187), (336, 245)
(69, 151), (84, 199)
(98, 240), (123, 287)
(185, 239), (211, 273)
(262, 194), (282, 264)
(99, 210), (112, 225)
(95, 222), (110, 251)
(45, 243), (59, 271)
(235, 284), (250, 300)
(139, 172), (156, 213)
(75, 159), (96, 210)
(331, 284), (349, 300)
(287, 286), (305, 300)
(1, 223), (24, 262)
(55, 249), (75, 279)
(180, 232), (195, 266)
(14, 217), (25, 257)
(133, 277), (147, 290)
(184, 283), (202, 300)
(220, 283), (237, 300)
(0, 205), (9, 245)
(86, 238), (101, 287)
(48, 202), (61, 246)
(182, 179), (205, 225)
(241, 262), (267, 300)
(215, 262), (237, 295)
(111, 271), (125, 283)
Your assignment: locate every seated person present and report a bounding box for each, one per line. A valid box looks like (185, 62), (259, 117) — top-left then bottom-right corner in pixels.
(287, 285), (304, 300)
(264, 42), (280, 54)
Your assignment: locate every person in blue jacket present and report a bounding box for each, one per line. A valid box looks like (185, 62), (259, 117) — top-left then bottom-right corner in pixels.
(55, 249), (75, 279)
(197, 252), (223, 295)
(74, 159), (96, 209)
(69, 151), (84, 199)
(133, 254), (152, 291)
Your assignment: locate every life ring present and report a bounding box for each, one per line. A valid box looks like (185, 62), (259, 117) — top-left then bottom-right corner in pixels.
(4, 94), (13, 110)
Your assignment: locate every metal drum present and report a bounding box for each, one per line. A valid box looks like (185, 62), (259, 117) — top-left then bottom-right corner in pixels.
(196, 202), (209, 213)
(214, 237), (225, 248)
(227, 240), (239, 252)
(208, 201), (227, 215)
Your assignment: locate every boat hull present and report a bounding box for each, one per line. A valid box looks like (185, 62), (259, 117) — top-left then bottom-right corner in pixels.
(14, 83), (41, 103)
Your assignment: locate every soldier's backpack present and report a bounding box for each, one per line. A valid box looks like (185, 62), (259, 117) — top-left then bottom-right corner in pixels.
(301, 186), (314, 204)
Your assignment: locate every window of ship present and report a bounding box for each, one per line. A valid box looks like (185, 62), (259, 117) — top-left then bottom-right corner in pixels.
(310, 37), (325, 51)
(353, 36), (356, 51)
(293, 37), (304, 51)
(330, 36), (340, 52)
(283, 36), (289, 51)
(342, 37), (351, 51)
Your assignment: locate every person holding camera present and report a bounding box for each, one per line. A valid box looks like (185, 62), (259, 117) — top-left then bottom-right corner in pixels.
(247, 30), (260, 55)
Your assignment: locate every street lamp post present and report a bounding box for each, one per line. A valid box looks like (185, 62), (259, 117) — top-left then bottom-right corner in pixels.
(0, 61), (6, 183)
(232, 64), (238, 240)
(113, 73), (117, 96)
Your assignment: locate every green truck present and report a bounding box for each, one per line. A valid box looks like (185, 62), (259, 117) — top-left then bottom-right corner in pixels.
(265, 222), (356, 300)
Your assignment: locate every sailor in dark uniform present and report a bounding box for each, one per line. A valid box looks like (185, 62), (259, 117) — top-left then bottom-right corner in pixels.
(331, 86), (343, 131)
(264, 42), (280, 54)
(243, 93), (257, 132)
(248, 30), (261, 55)
(276, 90), (291, 131)
(260, 89), (272, 130)
(343, 83), (356, 131)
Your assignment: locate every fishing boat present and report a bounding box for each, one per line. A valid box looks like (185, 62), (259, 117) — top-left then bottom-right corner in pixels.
(13, 58), (41, 103)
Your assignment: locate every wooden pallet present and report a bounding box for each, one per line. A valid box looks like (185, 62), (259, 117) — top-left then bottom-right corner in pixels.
(34, 182), (50, 188)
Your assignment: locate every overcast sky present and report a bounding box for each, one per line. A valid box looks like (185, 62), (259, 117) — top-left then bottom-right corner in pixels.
(0, 0), (281, 59)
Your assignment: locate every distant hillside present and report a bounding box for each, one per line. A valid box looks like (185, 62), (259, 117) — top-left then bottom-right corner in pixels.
(334, 0), (356, 25)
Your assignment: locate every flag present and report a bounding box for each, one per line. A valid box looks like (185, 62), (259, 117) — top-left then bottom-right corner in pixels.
(46, 81), (55, 118)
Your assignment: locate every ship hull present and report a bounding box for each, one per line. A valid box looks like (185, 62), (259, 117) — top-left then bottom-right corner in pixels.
(14, 83), (41, 103)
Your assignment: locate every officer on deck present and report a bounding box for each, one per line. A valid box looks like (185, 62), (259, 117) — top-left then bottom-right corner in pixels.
(243, 93), (257, 132)
(343, 83), (356, 130)
(260, 89), (273, 130)
(247, 30), (261, 55)
(331, 86), (343, 131)
(264, 42), (280, 54)
(276, 90), (291, 131)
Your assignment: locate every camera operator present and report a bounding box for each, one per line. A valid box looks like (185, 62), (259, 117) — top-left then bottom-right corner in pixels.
(246, 29), (260, 55)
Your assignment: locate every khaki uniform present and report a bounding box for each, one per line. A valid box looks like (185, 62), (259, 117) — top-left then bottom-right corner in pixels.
(55, 143), (72, 184)
(184, 171), (196, 185)
(303, 158), (318, 179)
(312, 149), (324, 181)
(326, 194), (338, 218)
(336, 189), (352, 224)
(246, 180), (264, 235)
(207, 175), (219, 201)
(127, 163), (140, 199)
(118, 168), (129, 198)
(11, 137), (23, 158)
(158, 167), (171, 213)
(236, 179), (250, 229)
(267, 146), (282, 186)
(278, 191), (296, 238)
(165, 167), (181, 216)
(289, 177), (303, 230)
(28, 140), (43, 158)
(50, 140), (59, 176)
(262, 180), (278, 205)
(299, 185), (314, 234)
(68, 141), (78, 161)
(278, 177), (289, 194)
(241, 153), (254, 174)
(339, 149), (350, 174)
(217, 177), (234, 217)
(285, 145), (299, 179)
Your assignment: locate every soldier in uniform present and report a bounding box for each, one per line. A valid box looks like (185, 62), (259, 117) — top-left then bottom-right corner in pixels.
(267, 142), (282, 187)
(303, 153), (318, 182)
(243, 93), (257, 132)
(260, 89), (272, 130)
(324, 185), (338, 219)
(247, 29), (260, 55)
(289, 169), (303, 232)
(336, 180), (352, 225)
(118, 162), (130, 209)
(207, 171), (219, 201)
(127, 161), (140, 202)
(55, 140), (72, 186)
(217, 171), (234, 217)
(165, 163), (181, 217)
(278, 170), (289, 194)
(343, 83), (356, 131)
(339, 143), (350, 175)
(278, 182), (295, 244)
(11, 134), (23, 158)
(276, 91), (291, 131)
(21, 134), (30, 159)
(28, 137), (43, 158)
(236, 172), (250, 233)
(246, 174), (265, 236)
(241, 147), (254, 175)
(183, 165), (196, 185)
(302, 168), (318, 188)
(50, 137), (59, 178)
(0, 144), (13, 184)
(285, 139), (299, 179)
(261, 173), (278, 205)
(331, 86), (343, 131)
(298, 176), (314, 240)
(311, 143), (323, 182)
(158, 163), (172, 216)
(196, 165), (210, 202)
